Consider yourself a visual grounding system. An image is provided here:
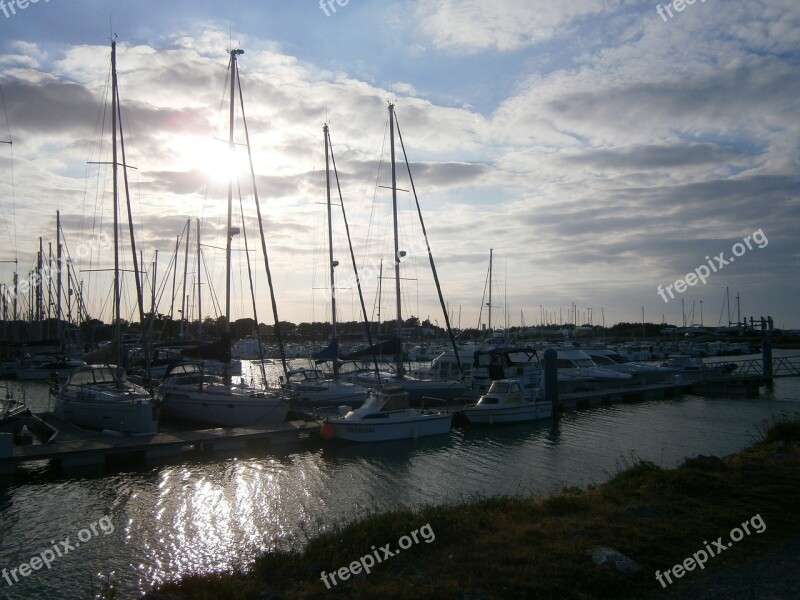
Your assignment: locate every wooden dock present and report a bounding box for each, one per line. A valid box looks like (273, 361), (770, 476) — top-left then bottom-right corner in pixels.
(0, 414), (320, 475)
(557, 374), (765, 410)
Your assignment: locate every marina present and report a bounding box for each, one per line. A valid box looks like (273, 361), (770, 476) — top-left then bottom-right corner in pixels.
(0, 4), (798, 597)
(0, 349), (797, 476)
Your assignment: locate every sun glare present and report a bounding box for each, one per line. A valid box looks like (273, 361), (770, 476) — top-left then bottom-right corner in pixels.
(182, 138), (248, 184)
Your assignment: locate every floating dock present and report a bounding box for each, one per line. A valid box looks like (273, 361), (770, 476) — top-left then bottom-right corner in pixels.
(0, 413), (319, 475)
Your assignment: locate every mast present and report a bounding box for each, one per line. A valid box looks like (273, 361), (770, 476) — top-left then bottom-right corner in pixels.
(56, 211), (62, 346)
(224, 48), (244, 384)
(324, 124), (339, 377)
(377, 258), (383, 335)
(388, 103), (403, 377)
(180, 217), (190, 338)
(111, 40), (123, 382)
(488, 248), (493, 332)
(196, 218), (202, 339)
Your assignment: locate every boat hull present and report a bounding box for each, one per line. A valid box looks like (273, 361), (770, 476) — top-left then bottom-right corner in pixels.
(52, 392), (159, 435)
(159, 385), (289, 428)
(463, 402), (552, 425)
(324, 412), (452, 442)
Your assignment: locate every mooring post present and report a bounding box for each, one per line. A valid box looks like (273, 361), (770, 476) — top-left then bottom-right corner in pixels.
(543, 348), (558, 415)
(762, 339), (773, 382)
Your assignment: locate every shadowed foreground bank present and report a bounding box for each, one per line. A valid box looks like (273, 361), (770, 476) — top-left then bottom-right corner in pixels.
(141, 417), (800, 599)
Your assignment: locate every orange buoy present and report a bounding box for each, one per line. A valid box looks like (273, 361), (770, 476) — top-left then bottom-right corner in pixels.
(320, 423), (335, 440)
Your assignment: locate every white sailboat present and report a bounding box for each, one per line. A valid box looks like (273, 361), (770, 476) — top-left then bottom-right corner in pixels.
(321, 104), (455, 441)
(50, 40), (159, 436)
(157, 47), (288, 428)
(284, 124), (369, 409)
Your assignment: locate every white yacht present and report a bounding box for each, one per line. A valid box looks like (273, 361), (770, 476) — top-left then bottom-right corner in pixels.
(51, 365), (159, 435)
(320, 386), (452, 442)
(584, 349), (673, 383)
(554, 347), (633, 382)
(157, 362), (289, 428)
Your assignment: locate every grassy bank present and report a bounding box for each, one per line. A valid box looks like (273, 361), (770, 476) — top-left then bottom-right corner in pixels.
(143, 417), (800, 599)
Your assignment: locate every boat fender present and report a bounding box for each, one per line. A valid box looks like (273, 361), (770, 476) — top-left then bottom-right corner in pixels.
(320, 423), (335, 440)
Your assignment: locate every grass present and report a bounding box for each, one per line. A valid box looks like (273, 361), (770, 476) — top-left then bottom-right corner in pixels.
(140, 417), (800, 599)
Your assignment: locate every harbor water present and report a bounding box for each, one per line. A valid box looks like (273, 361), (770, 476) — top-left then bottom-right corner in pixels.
(0, 352), (798, 599)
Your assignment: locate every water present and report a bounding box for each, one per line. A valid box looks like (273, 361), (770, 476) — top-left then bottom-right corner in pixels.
(0, 353), (798, 599)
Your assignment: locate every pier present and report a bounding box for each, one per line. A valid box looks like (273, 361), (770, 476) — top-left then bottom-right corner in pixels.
(0, 414), (319, 475)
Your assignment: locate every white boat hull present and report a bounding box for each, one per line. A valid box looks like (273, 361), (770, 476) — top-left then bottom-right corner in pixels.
(324, 412), (452, 442)
(53, 392), (158, 435)
(160, 384), (289, 427)
(463, 402), (552, 425)
(292, 386), (369, 408)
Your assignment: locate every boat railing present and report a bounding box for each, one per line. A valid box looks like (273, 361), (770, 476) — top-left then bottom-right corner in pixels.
(420, 395), (450, 412)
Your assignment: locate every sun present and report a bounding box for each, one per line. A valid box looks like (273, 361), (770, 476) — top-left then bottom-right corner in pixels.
(180, 137), (248, 185)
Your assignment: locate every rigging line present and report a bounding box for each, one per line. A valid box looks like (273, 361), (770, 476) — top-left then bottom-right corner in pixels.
(115, 77), (145, 325)
(394, 111), (463, 377)
(328, 128), (381, 382)
(235, 55), (288, 378)
(237, 183), (268, 383)
(361, 117), (389, 270)
(201, 242), (223, 319)
(477, 259), (489, 330)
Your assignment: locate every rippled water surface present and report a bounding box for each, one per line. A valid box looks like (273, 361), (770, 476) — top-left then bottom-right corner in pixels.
(0, 353), (798, 598)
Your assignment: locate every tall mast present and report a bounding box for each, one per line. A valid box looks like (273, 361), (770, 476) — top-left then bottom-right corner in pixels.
(324, 124), (339, 377)
(56, 211), (62, 345)
(180, 217), (190, 338)
(111, 40), (122, 381)
(196, 218), (202, 339)
(388, 103), (403, 377)
(488, 248), (493, 332)
(225, 49), (244, 383)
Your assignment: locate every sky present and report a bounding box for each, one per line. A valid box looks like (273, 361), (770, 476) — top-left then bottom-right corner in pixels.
(0, 0), (798, 332)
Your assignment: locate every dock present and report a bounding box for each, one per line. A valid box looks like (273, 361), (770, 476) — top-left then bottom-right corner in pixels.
(0, 413), (319, 475)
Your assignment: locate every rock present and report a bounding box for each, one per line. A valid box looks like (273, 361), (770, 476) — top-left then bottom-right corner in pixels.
(589, 546), (641, 574)
(686, 454), (725, 470)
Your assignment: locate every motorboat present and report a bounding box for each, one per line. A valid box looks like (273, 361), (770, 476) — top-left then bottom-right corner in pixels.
(658, 354), (737, 381)
(554, 347), (633, 382)
(51, 365), (159, 435)
(320, 386), (452, 442)
(584, 349), (673, 383)
(462, 379), (551, 425)
(157, 361), (289, 427)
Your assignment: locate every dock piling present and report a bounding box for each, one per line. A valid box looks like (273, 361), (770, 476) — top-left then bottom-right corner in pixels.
(543, 348), (558, 415)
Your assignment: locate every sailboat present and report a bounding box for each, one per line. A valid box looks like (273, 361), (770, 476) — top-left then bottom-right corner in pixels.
(50, 40), (159, 436)
(321, 103), (457, 442)
(157, 48), (289, 428)
(284, 124), (369, 409)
